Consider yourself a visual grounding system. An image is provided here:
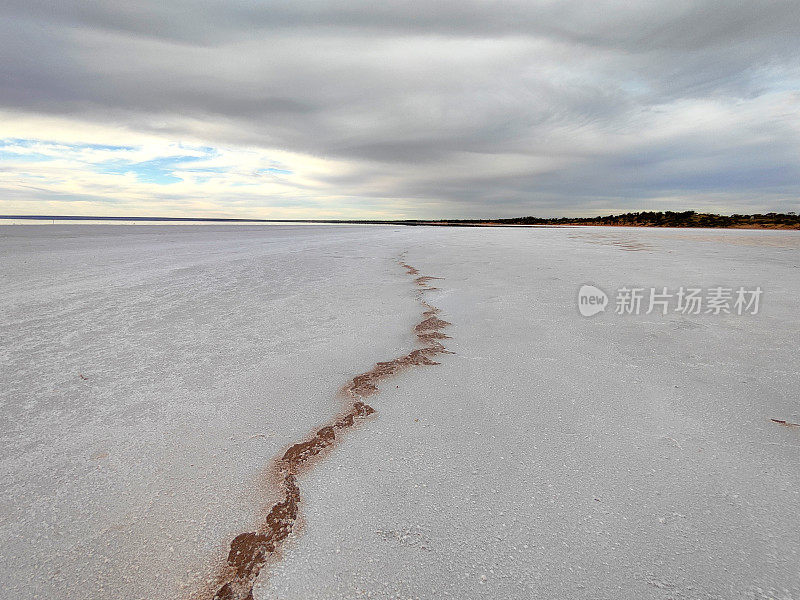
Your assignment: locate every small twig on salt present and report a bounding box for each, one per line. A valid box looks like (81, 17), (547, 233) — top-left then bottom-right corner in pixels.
(770, 418), (800, 428)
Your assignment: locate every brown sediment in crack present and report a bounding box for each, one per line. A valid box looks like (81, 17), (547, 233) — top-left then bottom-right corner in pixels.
(203, 258), (451, 600)
(415, 316), (451, 333)
(414, 276), (441, 287)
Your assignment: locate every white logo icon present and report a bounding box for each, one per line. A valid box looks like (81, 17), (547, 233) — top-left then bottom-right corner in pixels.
(578, 285), (608, 317)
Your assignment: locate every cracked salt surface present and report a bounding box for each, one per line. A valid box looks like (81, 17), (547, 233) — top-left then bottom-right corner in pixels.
(1, 225), (799, 600)
(208, 259), (450, 600)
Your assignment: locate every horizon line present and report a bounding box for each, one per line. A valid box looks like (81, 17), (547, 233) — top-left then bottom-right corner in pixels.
(2, 210), (796, 224)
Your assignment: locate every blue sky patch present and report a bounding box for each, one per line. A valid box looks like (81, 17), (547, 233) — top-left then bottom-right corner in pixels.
(258, 167), (293, 176)
(95, 153), (218, 185)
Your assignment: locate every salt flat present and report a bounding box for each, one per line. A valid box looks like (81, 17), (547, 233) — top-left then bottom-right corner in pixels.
(1, 225), (798, 600)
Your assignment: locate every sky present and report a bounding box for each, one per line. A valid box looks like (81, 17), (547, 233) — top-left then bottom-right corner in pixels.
(1, 1), (799, 219)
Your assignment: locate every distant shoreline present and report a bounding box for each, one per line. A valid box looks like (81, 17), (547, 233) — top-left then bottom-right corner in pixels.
(1, 211), (798, 229)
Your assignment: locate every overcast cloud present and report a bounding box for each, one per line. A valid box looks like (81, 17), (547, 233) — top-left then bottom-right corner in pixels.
(1, 0), (799, 218)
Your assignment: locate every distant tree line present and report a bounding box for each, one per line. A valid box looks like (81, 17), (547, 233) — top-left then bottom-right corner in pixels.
(436, 210), (800, 229)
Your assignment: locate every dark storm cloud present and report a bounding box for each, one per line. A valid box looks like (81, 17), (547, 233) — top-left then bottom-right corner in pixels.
(1, 0), (799, 216)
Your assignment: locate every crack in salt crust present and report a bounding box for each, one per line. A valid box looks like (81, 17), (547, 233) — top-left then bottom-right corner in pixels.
(201, 259), (451, 600)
